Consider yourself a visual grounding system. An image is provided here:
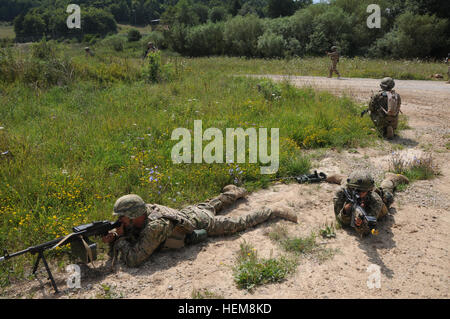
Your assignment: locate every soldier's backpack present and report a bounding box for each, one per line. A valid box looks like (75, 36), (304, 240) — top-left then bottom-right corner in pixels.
(385, 91), (401, 116)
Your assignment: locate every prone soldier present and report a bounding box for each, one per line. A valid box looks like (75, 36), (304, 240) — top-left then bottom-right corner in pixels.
(102, 185), (297, 267)
(329, 170), (408, 236)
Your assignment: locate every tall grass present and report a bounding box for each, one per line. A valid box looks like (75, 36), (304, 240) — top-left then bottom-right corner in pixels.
(185, 56), (446, 81)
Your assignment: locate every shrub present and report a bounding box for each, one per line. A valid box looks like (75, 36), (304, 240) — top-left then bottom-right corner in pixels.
(389, 152), (439, 182)
(210, 7), (227, 23)
(224, 15), (265, 57)
(233, 241), (297, 291)
(143, 31), (167, 50)
(165, 23), (188, 54)
(0, 39), (75, 88)
(257, 79), (282, 101)
(257, 31), (286, 58)
(128, 29), (142, 42)
(369, 12), (449, 59)
(142, 51), (174, 83)
(186, 22), (225, 56)
(102, 35), (126, 52)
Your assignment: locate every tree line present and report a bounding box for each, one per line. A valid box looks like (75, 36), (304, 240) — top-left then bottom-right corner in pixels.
(3, 0), (449, 58)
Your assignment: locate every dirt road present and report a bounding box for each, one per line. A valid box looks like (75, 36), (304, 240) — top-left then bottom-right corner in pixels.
(4, 76), (449, 299)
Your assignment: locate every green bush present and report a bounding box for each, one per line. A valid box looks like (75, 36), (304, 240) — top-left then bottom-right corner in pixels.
(143, 31), (167, 50)
(369, 12), (449, 59)
(102, 35), (126, 52)
(0, 39), (75, 88)
(233, 241), (297, 291)
(128, 29), (142, 42)
(224, 15), (265, 57)
(142, 51), (174, 83)
(164, 23), (188, 54)
(209, 7), (227, 23)
(186, 22), (225, 56)
(257, 31), (286, 58)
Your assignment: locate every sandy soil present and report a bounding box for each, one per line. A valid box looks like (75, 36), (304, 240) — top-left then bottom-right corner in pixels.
(3, 76), (449, 299)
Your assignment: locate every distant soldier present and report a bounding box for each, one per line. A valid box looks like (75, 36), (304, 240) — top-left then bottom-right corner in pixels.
(331, 170), (409, 236)
(368, 77), (401, 139)
(326, 46), (341, 79)
(143, 41), (158, 59)
(84, 47), (94, 57)
(446, 53), (450, 84)
(102, 185), (297, 267)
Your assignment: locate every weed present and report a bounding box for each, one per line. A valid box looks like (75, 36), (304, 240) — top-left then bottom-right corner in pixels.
(265, 224), (288, 242)
(96, 284), (122, 299)
(390, 152), (439, 182)
(319, 222), (336, 239)
(233, 241), (297, 291)
(281, 233), (317, 254)
(191, 288), (224, 299)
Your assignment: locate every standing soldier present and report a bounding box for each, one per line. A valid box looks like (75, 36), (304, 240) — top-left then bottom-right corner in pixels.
(326, 46), (341, 79)
(446, 53), (450, 84)
(368, 77), (401, 140)
(143, 41), (158, 59)
(84, 47), (94, 57)
(102, 185), (297, 267)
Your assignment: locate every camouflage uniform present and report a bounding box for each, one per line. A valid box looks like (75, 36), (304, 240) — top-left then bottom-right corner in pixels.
(369, 77), (401, 139)
(84, 47), (94, 57)
(143, 42), (158, 59)
(446, 54), (450, 83)
(111, 186), (297, 267)
(333, 171), (408, 236)
(327, 47), (341, 78)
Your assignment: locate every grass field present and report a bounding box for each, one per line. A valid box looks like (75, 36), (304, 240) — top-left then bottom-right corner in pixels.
(0, 37), (438, 288)
(0, 24), (14, 39)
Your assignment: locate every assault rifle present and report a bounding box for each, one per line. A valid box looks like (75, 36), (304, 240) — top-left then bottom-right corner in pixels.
(276, 170), (327, 184)
(0, 220), (120, 293)
(343, 188), (378, 235)
(360, 108), (370, 117)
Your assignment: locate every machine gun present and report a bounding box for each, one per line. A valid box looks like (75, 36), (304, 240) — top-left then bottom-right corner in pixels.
(0, 220), (120, 293)
(343, 188), (378, 235)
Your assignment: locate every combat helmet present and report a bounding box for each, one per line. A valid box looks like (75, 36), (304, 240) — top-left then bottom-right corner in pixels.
(380, 77), (395, 91)
(346, 171), (375, 192)
(331, 46), (338, 51)
(113, 194), (148, 218)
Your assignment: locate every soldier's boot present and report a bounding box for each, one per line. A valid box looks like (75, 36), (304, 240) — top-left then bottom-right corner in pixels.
(267, 203), (298, 223)
(325, 174), (346, 185)
(380, 173), (409, 207)
(386, 126), (394, 139)
(379, 203), (389, 219)
(382, 173), (409, 190)
(208, 185), (247, 214)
